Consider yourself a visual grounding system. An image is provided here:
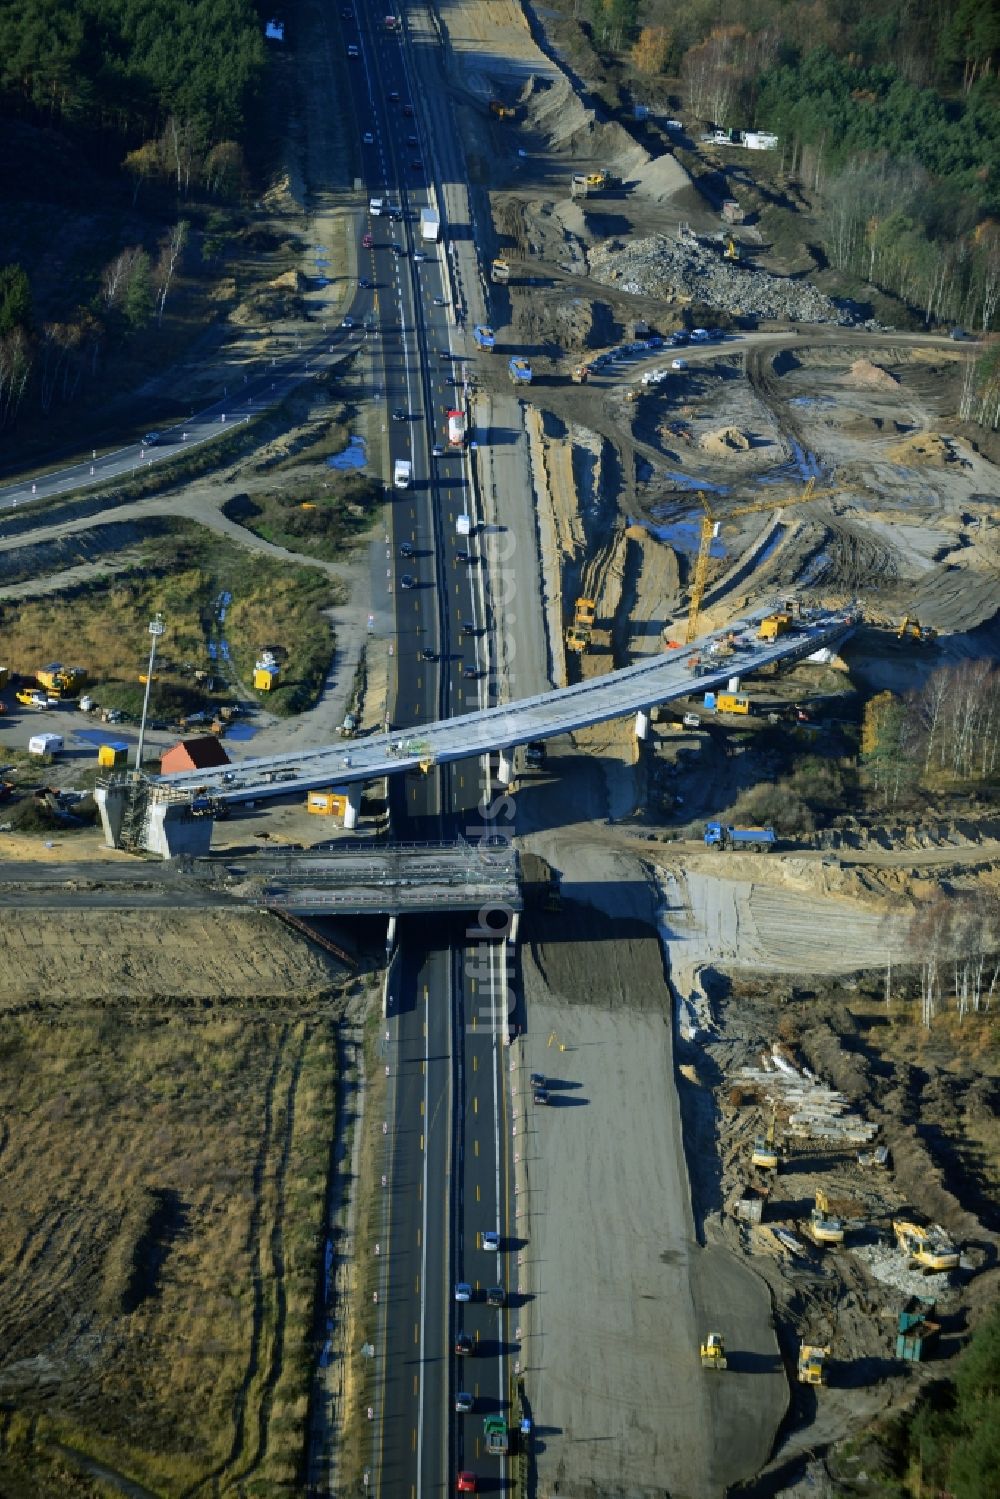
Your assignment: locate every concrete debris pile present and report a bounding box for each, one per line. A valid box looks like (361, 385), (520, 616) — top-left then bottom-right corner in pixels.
(588, 233), (852, 324)
(851, 1240), (959, 1300)
(740, 1046), (879, 1146)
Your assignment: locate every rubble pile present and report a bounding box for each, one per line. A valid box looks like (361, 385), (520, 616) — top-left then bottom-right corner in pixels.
(739, 1048), (880, 1147)
(588, 232), (852, 324)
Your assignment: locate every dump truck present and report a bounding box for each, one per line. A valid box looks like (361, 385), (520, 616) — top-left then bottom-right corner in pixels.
(419, 207), (440, 243)
(483, 1415), (509, 1454)
(758, 612), (792, 641)
(491, 256), (510, 285)
(565, 597), (596, 653)
(704, 822), (775, 851)
(393, 459), (412, 489)
(473, 324), (496, 352)
(700, 1333), (727, 1370)
(797, 1344), (830, 1385)
(896, 1298), (940, 1362)
(508, 356), (532, 385)
(893, 1219), (960, 1272)
(447, 409), (467, 446)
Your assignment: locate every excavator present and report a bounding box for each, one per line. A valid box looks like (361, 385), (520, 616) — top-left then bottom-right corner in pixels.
(700, 1332), (728, 1370)
(893, 1219), (960, 1273)
(897, 615), (937, 643)
(565, 597), (597, 653)
(751, 1110), (780, 1171)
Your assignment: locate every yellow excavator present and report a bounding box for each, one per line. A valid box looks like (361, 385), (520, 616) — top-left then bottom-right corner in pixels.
(807, 1196), (845, 1246)
(565, 597), (597, 653)
(724, 235), (740, 261)
(893, 1219), (960, 1273)
(797, 1343), (830, 1385)
(897, 615), (937, 643)
(700, 1332), (728, 1370)
(751, 1110), (780, 1171)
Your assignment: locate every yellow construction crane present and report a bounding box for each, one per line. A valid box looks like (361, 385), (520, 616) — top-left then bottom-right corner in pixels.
(684, 478), (838, 644)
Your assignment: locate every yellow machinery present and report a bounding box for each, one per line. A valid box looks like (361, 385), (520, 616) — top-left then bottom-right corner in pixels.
(751, 1111), (780, 1171)
(491, 256), (510, 285)
(897, 615), (938, 643)
(684, 479), (839, 644)
(37, 664), (87, 696)
(489, 100), (515, 120)
(700, 1332), (727, 1370)
(808, 1207), (845, 1246)
(565, 597), (597, 654)
(797, 1343), (830, 1385)
(893, 1219), (960, 1272)
(758, 612), (792, 641)
(816, 1188), (864, 1222)
(724, 235), (740, 260)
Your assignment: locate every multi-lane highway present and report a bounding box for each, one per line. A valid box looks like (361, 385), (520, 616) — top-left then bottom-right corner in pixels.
(343, 6), (513, 1495)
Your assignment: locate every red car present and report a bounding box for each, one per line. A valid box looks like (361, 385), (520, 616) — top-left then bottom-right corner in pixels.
(362, 232), (373, 248)
(457, 1475), (477, 1494)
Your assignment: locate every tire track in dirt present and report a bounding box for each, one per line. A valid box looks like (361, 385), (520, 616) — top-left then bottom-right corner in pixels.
(185, 1026), (289, 1497)
(237, 1024), (309, 1487)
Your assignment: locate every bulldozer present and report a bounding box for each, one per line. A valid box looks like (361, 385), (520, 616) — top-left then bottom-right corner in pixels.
(700, 1332), (727, 1370)
(893, 1219), (960, 1273)
(797, 1343), (830, 1385)
(565, 597), (596, 653)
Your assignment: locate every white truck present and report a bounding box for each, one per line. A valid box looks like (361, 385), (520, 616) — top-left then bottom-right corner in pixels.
(394, 459), (412, 489)
(420, 207), (440, 243)
(369, 196), (383, 216)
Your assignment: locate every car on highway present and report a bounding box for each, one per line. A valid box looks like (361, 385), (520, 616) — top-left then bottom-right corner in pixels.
(671, 358), (688, 370)
(462, 665), (480, 679)
(457, 1475), (477, 1494)
(487, 1285), (504, 1307)
(359, 277), (372, 289)
(342, 316), (354, 328)
(431, 443), (444, 456)
(529, 1072), (546, 1089)
(482, 1230), (500, 1252)
(398, 542), (414, 557)
(455, 1331), (473, 1356)
(400, 574), (415, 589)
(362, 231), (373, 248)
(690, 327), (710, 342)
(412, 251), (427, 262)
(432, 296), (446, 306)
(347, 43), (359, 56)
(407, 133), (419, 145)
(455, 1391), (475, 1414)
(669, 330), (688, 345)
(462, 621), (479, 637)
(454, 1282), (472, 1302)
(141, 431), (161, 446)
(362, 131), (374, 144)
(392, 244), (405, 257)
(533, 1087), (551, 1105)
(388, 90), (400, 101)
(420, 647), (436, 662)
(392, 407), (407, 421)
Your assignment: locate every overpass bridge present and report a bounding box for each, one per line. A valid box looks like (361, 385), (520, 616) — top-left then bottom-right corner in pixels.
(212, 841), (520, 919)
(96, 605), (858, 856)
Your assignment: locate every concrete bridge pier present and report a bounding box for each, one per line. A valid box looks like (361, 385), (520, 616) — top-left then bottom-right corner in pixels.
(343, 784), (362, 830)
(635, 709), (650, 740)
(95, 783), (127, 848)
(497, 749), (513, 786)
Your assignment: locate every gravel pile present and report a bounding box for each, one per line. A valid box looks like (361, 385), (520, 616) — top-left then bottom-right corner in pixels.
(588, 232), (853, 324)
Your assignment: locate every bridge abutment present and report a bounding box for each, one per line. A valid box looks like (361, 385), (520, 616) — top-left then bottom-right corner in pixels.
(635, 709), (650, 740)
(497, 749), (513, 786)
(343, 784), (362, 830)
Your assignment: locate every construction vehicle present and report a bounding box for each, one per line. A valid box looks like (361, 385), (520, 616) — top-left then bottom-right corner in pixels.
(491, 256), (510, 285)
(857, 1145), (891, 1171)
(483, 1414), (509, 1454)
(564, 597), (596, 654)
(892, 1219), (960, 1273)
(684, 478), (840, 643)
(473, 324), (496, 352)
(724, 235), (740, 261)
(508, 356), (532, 385)
(807, 1206), (845, 1246)
(797, 1343), (830, 1385)
(897, 615), (938, 643)
(896, 1298), (940, 1362)
(570, 173), (590, 198)
(705, 691), (751, 715)
(37, 663), (88, 697)
(758, 612), (793, 641)
(447, 409), (467, 446)
(489, 100), (515, 120)
(751, 1111), (780, 1171)
(571, 364), (591, 383)
(700, 1333), (727, 1370)
(704, 822), (775, 852)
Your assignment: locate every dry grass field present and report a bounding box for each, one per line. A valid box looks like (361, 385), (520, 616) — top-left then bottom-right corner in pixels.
(0, 1007), (338, 1495)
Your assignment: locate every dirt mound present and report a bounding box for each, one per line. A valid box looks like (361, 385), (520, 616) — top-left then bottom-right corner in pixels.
(519, 73), (651, 182)
(701, 425), (752, 455)
(848, 357), (899, 389)
(630, 151), (693, 203)
(888, 431), (955, 466)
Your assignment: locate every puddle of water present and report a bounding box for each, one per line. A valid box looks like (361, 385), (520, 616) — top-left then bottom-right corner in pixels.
(328, 436), (368, 472)
(225, 720), (259, 741)
(75, 728), (133, 747)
